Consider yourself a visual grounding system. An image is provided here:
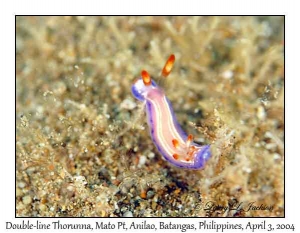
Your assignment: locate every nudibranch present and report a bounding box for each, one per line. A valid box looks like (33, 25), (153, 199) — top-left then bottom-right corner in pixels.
(131, 55), (211, 169)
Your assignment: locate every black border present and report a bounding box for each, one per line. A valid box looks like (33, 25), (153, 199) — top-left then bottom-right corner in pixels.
(15, 15), (285, 219)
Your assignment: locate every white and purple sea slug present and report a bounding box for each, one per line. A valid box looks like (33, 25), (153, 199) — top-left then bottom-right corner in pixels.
(131, 55), (211, 169)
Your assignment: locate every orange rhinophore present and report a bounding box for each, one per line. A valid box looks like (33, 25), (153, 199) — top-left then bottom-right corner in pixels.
(161, 54), (175, 77)
(141, 70), (151, 86)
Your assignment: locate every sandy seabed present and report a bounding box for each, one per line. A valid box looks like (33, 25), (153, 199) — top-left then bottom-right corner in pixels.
(16, 16), (284, 217)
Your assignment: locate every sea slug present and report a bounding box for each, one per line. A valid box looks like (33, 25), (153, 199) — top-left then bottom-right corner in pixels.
(131, 55), (211, 169)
